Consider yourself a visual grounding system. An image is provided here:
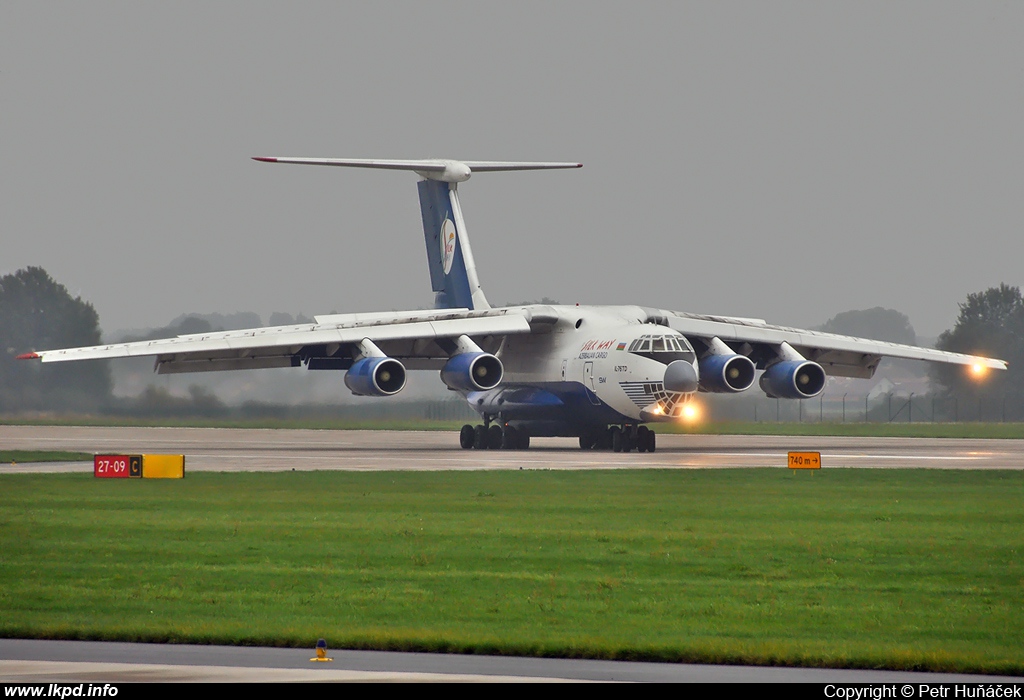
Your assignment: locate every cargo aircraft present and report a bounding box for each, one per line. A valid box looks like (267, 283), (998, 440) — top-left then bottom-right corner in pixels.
(19, 158), (1007, 453)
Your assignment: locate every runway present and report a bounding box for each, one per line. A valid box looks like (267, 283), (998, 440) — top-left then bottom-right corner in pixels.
(1, 424), (1023, 472)
(2, 639), (1021, 683)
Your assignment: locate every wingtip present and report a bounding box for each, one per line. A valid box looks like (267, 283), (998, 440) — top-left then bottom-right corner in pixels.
(252, 156), (278, 163)
(16, 352), (40, 360)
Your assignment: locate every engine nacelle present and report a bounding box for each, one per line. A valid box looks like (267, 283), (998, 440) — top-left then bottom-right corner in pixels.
(440, 352), (504, 391)
(344, 357), (407, 396)
(759, 360), (826, 399)
(698, 354), (756, 393)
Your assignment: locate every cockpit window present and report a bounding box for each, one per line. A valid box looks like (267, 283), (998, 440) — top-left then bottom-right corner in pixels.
(627, 337), (652, 353)
(627, 334), (695, 364)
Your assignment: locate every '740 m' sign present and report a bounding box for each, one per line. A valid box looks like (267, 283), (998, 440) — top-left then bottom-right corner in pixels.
(788, 452), (821, 469)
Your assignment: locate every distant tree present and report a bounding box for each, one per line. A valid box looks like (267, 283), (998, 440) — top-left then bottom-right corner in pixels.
(0, 267), (112, 411)
(124, 385), (227, 418)
(269, 312), (313, 326)
(167, 311), (262, 331)
(817, 307), (916, 345)
(119, 315), (214, 343)
(931, 284), (1024, 402)
(505, 297), (560, 306)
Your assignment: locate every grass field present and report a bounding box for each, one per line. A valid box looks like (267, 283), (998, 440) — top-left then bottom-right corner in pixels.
(1, 469), (1021, 674)
(0, 450), (92, 464)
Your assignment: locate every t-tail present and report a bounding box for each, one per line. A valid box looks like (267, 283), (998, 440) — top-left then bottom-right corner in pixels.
(252, 157), (581, 310)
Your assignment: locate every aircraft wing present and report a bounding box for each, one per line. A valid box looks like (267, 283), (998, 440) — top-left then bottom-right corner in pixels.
(20, 308), (533, 375)
(655, 310), (1007, 379)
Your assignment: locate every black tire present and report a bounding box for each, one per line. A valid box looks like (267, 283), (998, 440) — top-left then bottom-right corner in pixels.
(636, 426), (650, 453)
(487, 425), (503, 449)
(460, 424), (475, 449)
(597, 428), (613, 450)
(473, 424), (488, 449)
(519, 433), (530, 450)
(502, 426), (518, 450)
(611, 427), (623, 453)
(579, 434), (596, 450)
(647, 430), (656, 453)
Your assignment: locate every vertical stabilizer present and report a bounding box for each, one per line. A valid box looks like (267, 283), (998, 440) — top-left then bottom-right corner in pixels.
(418, 180), (490, 310)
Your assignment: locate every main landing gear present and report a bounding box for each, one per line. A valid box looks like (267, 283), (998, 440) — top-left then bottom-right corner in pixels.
(459, 422), (530, 450)
(579, 425), (656, 453)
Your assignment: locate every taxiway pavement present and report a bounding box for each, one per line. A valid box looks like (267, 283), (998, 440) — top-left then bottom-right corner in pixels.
(1, 425), (1022, 472)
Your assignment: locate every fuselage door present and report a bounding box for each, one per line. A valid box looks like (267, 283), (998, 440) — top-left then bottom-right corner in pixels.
(584, 361), (595, 390)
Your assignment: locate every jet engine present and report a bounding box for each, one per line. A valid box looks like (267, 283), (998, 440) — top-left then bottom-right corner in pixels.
(440, 352), (504, 392)
(698, 354), (756, 393)
(344, 356), (407, 396)
(759, 360), (826, 399)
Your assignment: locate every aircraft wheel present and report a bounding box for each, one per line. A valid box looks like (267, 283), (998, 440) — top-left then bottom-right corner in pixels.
(473, 424), (488, 449)
(460, 424), (475, 449)
(636, 426), (650, 453)
(611, 427), (623, 453)
(502, 425), (519, 450)
(487, 425), (503, 449)
(597, 428), (613, 451)
(647, 430), (656, 453)
(519, 433), (530, 450)
(579, 434), (596, 450)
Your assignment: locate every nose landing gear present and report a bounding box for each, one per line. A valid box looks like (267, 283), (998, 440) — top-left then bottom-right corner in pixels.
(459, 420), (530, 450)
(581, 425), (656, 453)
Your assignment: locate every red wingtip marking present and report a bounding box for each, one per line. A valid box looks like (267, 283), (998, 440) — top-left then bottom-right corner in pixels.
(16, 352), (40, 360)
(252, 157), (278, 162)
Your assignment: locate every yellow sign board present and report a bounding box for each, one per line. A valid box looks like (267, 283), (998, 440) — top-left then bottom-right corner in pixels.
(788, 451), (821, 469)
(142, 454), (185, 479)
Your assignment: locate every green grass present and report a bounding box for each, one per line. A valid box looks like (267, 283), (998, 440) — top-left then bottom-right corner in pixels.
(1, 469), (1022, 674)
(0, 450), (92, 464)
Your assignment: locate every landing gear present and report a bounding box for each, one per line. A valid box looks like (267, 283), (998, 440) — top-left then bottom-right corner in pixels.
(578, 429), (601, 450)
(636, 425), (656, 453)
(473, 424), (488, 449)
(487, 425), (503, 449)
(459, 422), (530, 450)
(460, 424), (475, 449)
(611, 426), (625, 453)
(591, 424), (654, 454)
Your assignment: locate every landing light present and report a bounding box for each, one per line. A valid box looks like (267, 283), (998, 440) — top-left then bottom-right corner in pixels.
(681, 402), (701, 423)
(970, 363), (988, 379)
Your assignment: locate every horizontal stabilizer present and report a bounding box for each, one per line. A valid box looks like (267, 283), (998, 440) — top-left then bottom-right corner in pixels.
(253, 157), (582, 182)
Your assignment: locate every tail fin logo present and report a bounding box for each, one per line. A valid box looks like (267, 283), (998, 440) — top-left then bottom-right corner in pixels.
(440, 218), (457, 275)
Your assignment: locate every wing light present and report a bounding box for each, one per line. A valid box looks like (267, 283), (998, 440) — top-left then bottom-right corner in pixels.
(970, 363), (989, 379)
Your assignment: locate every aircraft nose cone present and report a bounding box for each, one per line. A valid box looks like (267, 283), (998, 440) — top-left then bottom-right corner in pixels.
(663, 360), (699, 393)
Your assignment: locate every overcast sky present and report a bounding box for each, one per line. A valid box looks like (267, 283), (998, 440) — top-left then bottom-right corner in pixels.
(3, 2), (1022, 339)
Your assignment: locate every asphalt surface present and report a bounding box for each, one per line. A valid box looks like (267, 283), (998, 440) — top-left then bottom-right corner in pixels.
(1, 639), (1021, 683)
(3, 425), (1024, 472)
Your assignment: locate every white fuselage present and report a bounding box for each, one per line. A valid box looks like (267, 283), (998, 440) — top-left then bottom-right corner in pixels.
(494, 305), (697, 423)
